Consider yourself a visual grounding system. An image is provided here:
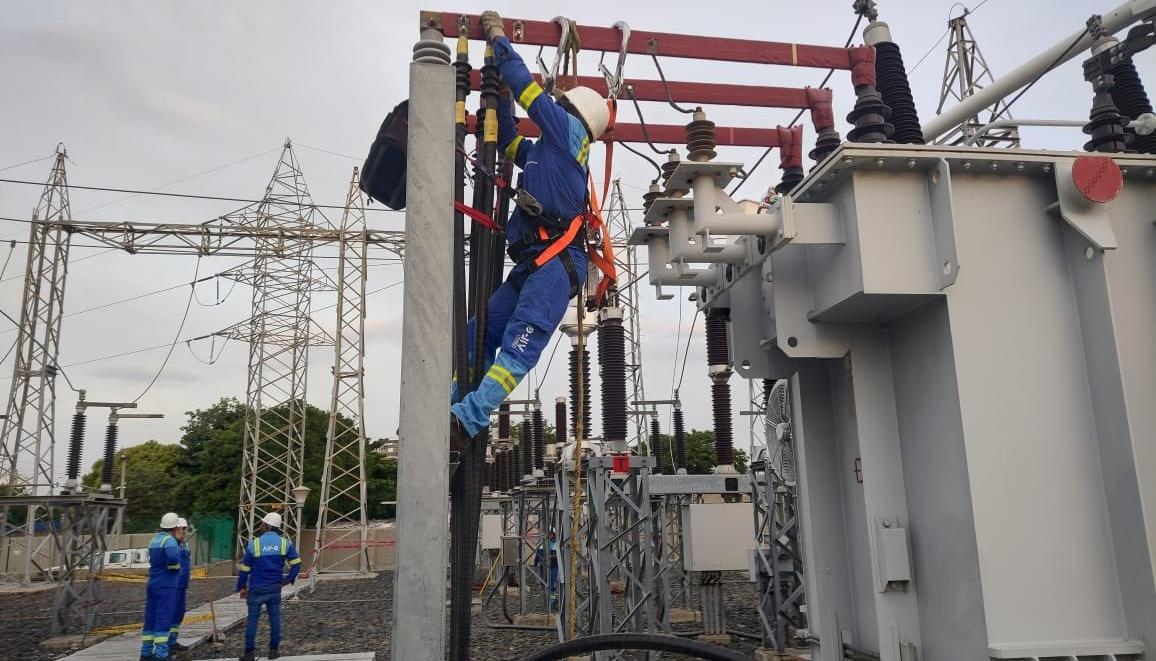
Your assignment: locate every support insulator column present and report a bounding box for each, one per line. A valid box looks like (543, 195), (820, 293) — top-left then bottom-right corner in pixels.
(673, 403), (687, 474)
(649, 416), (664, 474)
(520, 419), (532, 482)
(569, 339), (592, 443)
(100, 418), (120, 493)
(531, 402), (545, 476)
(63, 398), (87, 493)
(806, 87), (842, 163)
(865, 20), (925, 144)
(774, 125), (805, 194)
(1085, 36), (1129, 153)
(497, 401), (511, 440)
(1108, 38), (1156, 153)
(554, 397), (567, 459)
(598, 307), (629, 454)
(705, 309), (734, 469)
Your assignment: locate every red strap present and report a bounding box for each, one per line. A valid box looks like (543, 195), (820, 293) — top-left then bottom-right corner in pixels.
(454, 201), (502, 232)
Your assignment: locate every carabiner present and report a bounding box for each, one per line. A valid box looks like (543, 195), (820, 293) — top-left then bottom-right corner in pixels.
(598, 21), (630, 100)
(536, 16), (572, 95)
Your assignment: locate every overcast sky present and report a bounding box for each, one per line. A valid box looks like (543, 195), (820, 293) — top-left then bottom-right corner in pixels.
(1, 0), (1149, 486)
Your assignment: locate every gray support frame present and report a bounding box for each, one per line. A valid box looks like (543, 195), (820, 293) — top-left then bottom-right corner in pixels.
(390, 26), (454, 661)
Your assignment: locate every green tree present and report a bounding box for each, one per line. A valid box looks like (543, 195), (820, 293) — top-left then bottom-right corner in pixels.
(648, 429), (748, 474)
(83, 440), (183, 532)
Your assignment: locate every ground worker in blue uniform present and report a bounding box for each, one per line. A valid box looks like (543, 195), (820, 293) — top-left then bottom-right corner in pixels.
(236, 512), (301, 661)
(450, 9), (611, 447)
(167, 517), (191, 654)
(141, 512), (181, 661)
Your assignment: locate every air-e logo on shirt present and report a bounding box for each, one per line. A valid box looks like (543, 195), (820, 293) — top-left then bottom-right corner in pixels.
(262, 545), (281, 553)
(513, 325), (534, 352)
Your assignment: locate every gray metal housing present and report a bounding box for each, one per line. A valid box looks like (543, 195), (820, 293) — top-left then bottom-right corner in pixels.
(637, 143), (1156, 660)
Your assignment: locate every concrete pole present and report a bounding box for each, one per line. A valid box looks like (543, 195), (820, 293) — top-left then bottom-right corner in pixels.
(390, 26), (454, 661)
(923, 0), (1156, 142)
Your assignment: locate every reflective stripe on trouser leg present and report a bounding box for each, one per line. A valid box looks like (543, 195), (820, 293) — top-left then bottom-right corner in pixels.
(451, 354), (529, 437)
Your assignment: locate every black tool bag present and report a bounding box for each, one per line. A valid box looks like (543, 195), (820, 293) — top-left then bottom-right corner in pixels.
(360, 99), (409, 210)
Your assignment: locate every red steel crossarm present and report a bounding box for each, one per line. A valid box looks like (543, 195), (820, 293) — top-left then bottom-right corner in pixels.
(465, 116), (782, 148)
(424, 11), (853, 70)
(466, 71), (812, 109)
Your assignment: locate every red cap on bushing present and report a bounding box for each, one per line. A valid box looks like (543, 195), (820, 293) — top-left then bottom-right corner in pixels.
(805, 87), (835, 131)
(1071, 155), (1124, 203)
(777, 125), (803, 169)
(848, 46), (877, 88)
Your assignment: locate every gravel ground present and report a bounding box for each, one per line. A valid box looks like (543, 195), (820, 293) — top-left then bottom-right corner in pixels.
(1, 571), (783, 660)
(0, 575), (237, 661)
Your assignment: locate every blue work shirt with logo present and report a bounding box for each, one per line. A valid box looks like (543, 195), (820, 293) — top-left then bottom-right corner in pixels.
(147, 531), (181, 588)
(177, 540), (191, 590)
(236, 530), (301, 590)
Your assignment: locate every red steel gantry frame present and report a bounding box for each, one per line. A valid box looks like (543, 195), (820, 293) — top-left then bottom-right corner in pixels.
(433, 11), (858, 156)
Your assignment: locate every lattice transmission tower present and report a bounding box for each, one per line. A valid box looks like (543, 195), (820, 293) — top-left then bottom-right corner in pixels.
(231, 140), (319, 548)
(936, 10), (1019, 147)
(311, 167), (370, 576)
(605, 180), (648, 448)
(0, 146), (72, 498)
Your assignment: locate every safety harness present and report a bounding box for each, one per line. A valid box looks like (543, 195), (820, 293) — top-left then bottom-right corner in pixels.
(456, 101), (619, 307)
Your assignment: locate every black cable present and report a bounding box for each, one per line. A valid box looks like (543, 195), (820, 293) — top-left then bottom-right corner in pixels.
(675, 308), (700, 394)
(624, 88), (671, 154)
(131, 256), (201, 403)
(730, 13), (865, 196)
(988, 26), (1090, 125)
(651, 54), (696, 114)
(518, 633), (750, 661)
(619, 141), (663, 177)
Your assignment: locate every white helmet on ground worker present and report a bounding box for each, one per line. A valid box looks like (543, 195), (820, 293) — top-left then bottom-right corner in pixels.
(562, 86), (611, 141)
(261, 512), (283, 529)
(160, 512), (179, 529)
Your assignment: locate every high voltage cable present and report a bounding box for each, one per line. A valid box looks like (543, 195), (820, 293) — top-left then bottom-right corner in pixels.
(132, 256), (201, 403)
(0, 154), (56, 173)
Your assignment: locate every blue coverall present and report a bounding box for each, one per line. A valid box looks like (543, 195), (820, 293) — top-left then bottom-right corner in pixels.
(141, 531), (181, 659)
(236, 530), (301, 654)
(450, 35), (591, 437)
(168, 538), (191, 647)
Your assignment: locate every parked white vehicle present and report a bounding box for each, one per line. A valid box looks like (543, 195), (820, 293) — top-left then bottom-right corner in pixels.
(103, 548), (149, 569)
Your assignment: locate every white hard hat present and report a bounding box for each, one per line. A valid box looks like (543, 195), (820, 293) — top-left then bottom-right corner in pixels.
(561, 86), (610, 141)
(177, 517), (188, 529)
(160, 512), (179, 529)
(261, 512), (283, 529)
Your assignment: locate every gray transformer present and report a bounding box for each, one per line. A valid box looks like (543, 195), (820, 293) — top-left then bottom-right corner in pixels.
(632, 143), (1156, 660)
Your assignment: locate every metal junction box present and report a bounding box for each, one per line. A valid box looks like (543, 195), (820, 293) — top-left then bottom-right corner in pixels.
(704, 144), (1156, 661)
(682, 502), (753, 572)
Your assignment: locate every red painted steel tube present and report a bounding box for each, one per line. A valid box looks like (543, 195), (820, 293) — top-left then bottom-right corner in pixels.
(425, 11), (852, 70)
(465, 116), (782, 147)
(467, 71), (812, 109)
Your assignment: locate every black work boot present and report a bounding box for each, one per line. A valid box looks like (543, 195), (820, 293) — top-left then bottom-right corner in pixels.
(169, 642), (189, 653)
(240, 651), (255, 661)
(268, 647), (280, 659)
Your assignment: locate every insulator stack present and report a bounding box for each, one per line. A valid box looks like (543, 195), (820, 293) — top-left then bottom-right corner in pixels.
(685, 110), (718, 162)
(871, 41), (925, 144)
(531, 405), (545, 472)
(569, 343), (592, 441)
(555, 397), (567, 447)
(763, 379), (774, 410)
(493, 450), (504, 492)
(505, 448), (516, 492)
(706, 309), (734, 467)
(598, 308), (629, 450)
(806, 87), (842, 163)
(650, 417), (664, 473)
(1109, 57), (1156, 153)
(661, 150), (681, 184)
(673, 405), (687, 472)
(1084, 91), (1128, 153)
(498, 402), (511, 439)
(520, 419), (532, 479)
(100, 422), (119, 491)
(483, 458), (493, 492)
(65, 411), (87, 489)
(512, 439), (522, 486)
(846, 46), (894, 144)
(642, 180), (663, 212)
(775, 125), (805, 195)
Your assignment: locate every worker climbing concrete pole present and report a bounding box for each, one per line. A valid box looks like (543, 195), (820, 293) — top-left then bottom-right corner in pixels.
(448, 9), (611, 449)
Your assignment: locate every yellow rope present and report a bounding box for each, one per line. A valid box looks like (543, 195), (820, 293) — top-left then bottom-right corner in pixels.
(478, 549), (502, 597)
(566, 295), (587, 639)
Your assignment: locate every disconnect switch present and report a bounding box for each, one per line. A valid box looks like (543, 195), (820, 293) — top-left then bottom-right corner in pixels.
(874, 518), (912, 592)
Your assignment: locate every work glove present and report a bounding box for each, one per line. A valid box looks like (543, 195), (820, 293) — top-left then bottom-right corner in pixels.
(481, 10), (505, 43)
(239, 586), (248, 599)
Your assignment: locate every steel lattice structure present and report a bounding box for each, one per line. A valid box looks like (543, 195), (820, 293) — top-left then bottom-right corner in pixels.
(936, 11), (1019, 147)
(311, 167), (371, 576)
(233, 140), (318, 548)
(605, 181), (648, 449)
(0, 148), (74, 586)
